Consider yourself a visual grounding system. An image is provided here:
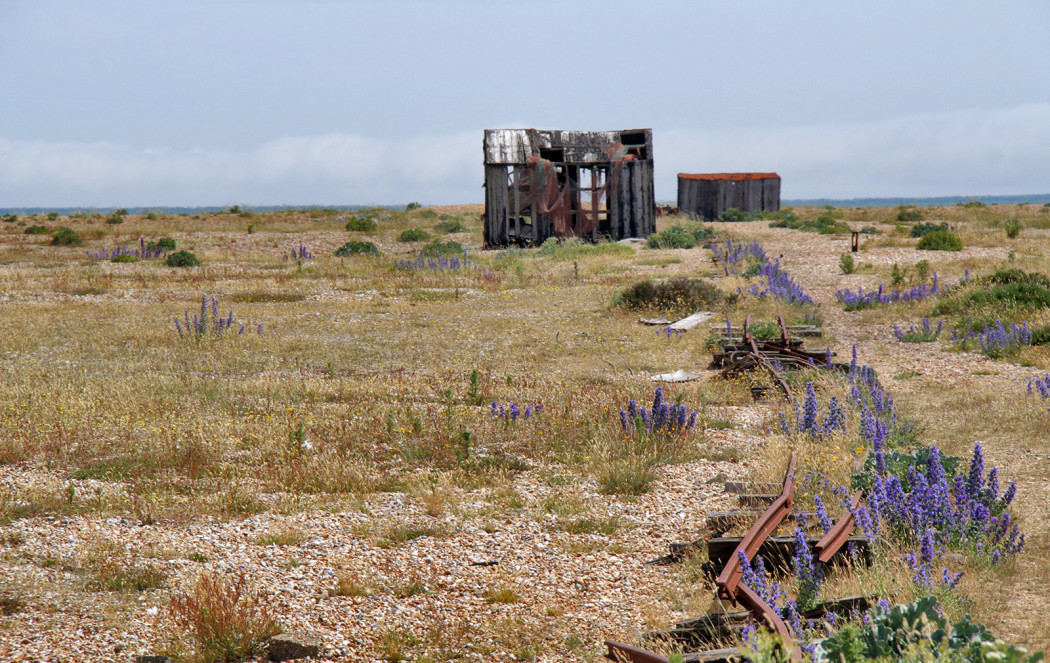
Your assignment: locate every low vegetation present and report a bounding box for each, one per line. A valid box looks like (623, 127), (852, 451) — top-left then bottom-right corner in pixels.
(0, 202), (1047, 660)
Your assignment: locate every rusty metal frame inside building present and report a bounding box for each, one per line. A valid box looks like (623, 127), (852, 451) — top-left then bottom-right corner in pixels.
(483, 128), (656, 247)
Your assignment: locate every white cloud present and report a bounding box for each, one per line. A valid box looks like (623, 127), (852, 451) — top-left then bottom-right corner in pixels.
(2, 105), (1049, 207)
(659, 104), (1050, 200)
(0, 131), (481, 207)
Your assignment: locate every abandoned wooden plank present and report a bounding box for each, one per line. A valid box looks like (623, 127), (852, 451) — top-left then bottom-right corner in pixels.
(650, 369), (704, 383)
(640, 317), (674, 326)
(736, 494), (777, 507)
(668, 311), (714, 331)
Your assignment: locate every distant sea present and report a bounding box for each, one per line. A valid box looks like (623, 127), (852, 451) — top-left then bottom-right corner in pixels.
(783, 194), (1050, 208)
(4, 194), (1050, 216)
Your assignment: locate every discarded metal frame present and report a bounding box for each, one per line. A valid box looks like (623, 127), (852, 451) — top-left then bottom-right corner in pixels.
(718, 314), (794, 402)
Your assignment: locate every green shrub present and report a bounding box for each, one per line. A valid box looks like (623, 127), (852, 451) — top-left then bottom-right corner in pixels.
(614, 276), (722, 317)
(1031, 325), (1050, 346)
(895, 206), (924, 222)
(397, 228), (431, 242)
(47, 212), (60, 222)
(50, 226), (83, 246)
(165, 250), (201, 267)
(769, 211), (849, 234)
(537, 237), (632, 260)
(914, 259), (931, 283)
(932, 269), (1050, 315)
(916, 230), (963, 251)
(839, 253), (856, 275)
(890, 263), (907, 286)
(345, 216), (377, 232)
(334, 241), (379, 257)
(646, 229), (696, 249)
(25, 225), (49, 235)
(987, 267), (1050, 288)
(105, 212), (125, 225)
(1005, 218), (1022, 239)
(690, 225), (717, 241)
(421, 239), (464, 257)
(111, 254), (140, 263)
(405, 202), (422, 211)
(909, 222), (949, 238)
(433, 218), (468, 234)
(718, 208), (751, 223)
(147, 237), (177, 252)
(1, 214), (17, 223)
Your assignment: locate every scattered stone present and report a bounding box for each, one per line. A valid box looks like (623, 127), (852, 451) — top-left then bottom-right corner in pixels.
(269, 630), (324, 661)
(134, 656), (172, 663)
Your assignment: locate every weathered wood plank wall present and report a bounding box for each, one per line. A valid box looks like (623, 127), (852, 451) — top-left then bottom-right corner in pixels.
(677, 173), (781, 220)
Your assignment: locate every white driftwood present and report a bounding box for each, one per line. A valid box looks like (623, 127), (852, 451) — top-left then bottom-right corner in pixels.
(668, 311), (714, 331)
(651, 369), (704, 383)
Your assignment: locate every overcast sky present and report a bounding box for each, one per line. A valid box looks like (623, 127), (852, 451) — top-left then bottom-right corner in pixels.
(2, 0), (1049, 207)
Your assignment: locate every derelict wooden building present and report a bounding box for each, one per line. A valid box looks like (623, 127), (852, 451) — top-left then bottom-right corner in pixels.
(677, 172), (781, 220)
(483, 128), (655, 246)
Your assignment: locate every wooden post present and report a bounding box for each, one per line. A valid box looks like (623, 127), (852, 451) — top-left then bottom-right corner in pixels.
(851, 231), (859, 253)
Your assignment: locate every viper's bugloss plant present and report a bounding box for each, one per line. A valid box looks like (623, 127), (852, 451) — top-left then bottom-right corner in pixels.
(836, 274), (944, 311)
(290, 242), (314, 261)
(745, 259), (814, 305)
(778, 381), (847, 439)
(618, 387), (698, 437)
(893, 318), (943, 342)
(860, 439), (1023, 562)
(489, 401), (543, 422)
(711, 238), (766, 274)
(951, 319), (1031, 358)
(87, 237), (167, 260)
(175, 295), (262, 339)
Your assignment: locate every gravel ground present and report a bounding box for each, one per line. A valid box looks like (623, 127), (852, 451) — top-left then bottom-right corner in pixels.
(1, 217), (1047, 661)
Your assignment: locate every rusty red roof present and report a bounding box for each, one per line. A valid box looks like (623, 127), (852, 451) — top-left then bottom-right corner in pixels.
(678, 172), (780, 181)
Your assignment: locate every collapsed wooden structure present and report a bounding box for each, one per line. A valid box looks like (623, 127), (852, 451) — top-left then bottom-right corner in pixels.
(677, 172), (781, 220)
(483, 128), (656, 247)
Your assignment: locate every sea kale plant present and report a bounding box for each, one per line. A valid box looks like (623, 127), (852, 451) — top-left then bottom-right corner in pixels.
(618, 387), (698, 437)
(174, 295), (262, 339)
